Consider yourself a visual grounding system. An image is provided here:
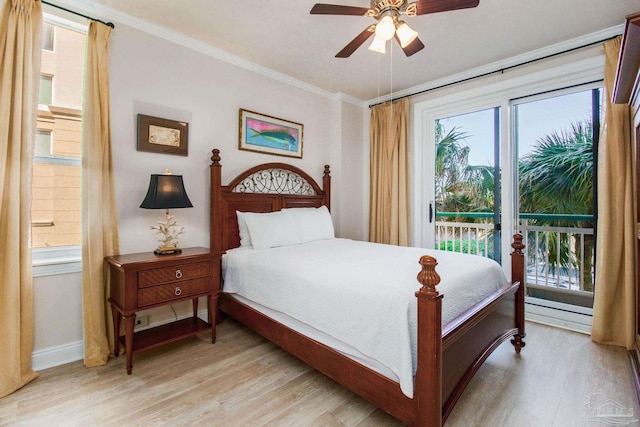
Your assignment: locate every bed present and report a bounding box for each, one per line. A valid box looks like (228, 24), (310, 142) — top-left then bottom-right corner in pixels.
(209, 148), (525, 426)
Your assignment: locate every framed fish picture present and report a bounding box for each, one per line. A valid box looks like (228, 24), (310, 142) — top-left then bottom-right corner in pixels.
(239, 109), (303, 158)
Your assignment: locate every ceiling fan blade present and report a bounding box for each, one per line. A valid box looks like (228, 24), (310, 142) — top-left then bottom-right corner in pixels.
(310, 4), (370, 15)
(336, 25), (375, 58)
(395, 35), (425, 57)
(413, 0), (479, 15)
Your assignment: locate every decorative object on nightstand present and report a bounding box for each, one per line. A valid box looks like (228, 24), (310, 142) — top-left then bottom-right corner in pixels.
(140, 170), (193, 255)
(105, 247), (222, 374)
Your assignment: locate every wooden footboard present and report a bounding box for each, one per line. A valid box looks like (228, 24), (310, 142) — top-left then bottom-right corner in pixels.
(209, 149), (526, 426)
(405, 236), (525, 425)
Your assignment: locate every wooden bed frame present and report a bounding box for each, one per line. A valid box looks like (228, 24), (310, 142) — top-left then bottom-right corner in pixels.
(209, 149), (526, 426)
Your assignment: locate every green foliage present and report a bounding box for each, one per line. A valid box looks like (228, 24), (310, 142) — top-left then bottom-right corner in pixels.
(434, 120), (495, 219)
(519, 120), (593, 225)
(437, 239), (494, 259)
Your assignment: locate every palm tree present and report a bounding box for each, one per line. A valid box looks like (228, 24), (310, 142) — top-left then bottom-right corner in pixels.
(435, 122), (471, 214)
(434, 120), (495, 216)
(434, 121), (497, 256)
(519, 120), (594, 291)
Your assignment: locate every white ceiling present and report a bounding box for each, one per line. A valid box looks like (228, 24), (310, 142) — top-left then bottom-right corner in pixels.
(75, 0), (639, 102)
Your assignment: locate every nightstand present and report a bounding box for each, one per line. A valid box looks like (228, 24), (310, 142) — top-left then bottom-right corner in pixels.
(105, 247), (222, 374)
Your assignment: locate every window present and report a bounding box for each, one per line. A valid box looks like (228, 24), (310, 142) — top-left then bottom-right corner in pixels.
(34, 130), (52, 155)
(38, 74), (52, 105)
(514, 86), (600, 308)
(42, 22), (54, 51)
(433, 107), (502, 261)
(33, 16), (86, 276)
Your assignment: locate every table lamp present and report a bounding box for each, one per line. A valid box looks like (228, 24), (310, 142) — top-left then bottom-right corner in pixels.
(140, 170), (193, 255)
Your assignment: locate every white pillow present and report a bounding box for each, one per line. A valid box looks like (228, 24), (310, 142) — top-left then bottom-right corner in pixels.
(285, 205), (335, 243)
(235, 211), (252, 247)
(243, 210), (302, 250)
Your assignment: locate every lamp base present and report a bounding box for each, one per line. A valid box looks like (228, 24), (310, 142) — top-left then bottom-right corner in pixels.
(149, 210), (186, 256)
(154, 247), (182, 255)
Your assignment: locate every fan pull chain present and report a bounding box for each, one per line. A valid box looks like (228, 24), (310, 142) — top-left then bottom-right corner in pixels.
(390, 40), (393, 104)
(377, 50), (381, 101)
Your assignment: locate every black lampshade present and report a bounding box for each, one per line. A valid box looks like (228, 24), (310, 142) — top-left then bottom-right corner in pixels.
(140, 174), (193, 209)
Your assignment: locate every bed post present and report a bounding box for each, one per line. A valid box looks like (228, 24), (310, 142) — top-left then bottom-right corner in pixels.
(210, 149), (223, 252)
(414, 255), (443, 427)
(510, 233), (526, 353)
(323, 165), (331, 211)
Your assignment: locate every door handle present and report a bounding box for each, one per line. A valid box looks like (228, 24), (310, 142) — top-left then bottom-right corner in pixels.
(429, 202), (434, 223)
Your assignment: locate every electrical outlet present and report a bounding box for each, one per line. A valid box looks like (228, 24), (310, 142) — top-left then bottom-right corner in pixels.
(135, 315), (150, 328)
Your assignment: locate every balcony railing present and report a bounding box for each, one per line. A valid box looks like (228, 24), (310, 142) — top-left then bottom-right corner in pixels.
(435, 212), (495, 258)
(435, 212), (594, 296)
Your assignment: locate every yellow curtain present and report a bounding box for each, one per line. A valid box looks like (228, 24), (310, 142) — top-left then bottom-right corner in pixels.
(592, 36), (636, 350)
(369, 98), (410, 246)
(0, 0), (42, 397)
(82, 21), (119, 367)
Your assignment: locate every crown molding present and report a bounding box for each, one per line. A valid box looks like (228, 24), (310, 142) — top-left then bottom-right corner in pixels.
(43, 1), (623, 110)
(46, 0), (364, 106)
(333, 92), (366, 107)
(365, 24), (624, 106)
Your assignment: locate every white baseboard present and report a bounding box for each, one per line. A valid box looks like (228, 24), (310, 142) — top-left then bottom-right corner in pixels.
(31, 309), (210, 371)
(525, 297), (592, 335)
(32, 340), (84, 371)
(32, 305), (590, 371)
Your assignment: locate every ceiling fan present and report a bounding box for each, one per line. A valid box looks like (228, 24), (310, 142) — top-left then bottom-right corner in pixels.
(310, 0), (479, 58)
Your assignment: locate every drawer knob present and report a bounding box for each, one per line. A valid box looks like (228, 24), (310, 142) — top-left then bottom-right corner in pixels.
(175, 269), (183, 279)
(175, 287), (182, 296)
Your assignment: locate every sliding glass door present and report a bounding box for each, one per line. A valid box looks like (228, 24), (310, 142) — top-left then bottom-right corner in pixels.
(428, 107), (502, 262)
(513, 87), (600, 308)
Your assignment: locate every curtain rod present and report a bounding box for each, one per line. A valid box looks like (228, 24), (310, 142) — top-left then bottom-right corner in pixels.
(368, 34), (618, 108)
(41, 0), (114, 28)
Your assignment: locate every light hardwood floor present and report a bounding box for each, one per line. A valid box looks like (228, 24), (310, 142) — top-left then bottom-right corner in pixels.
(1, 320), (638, 426)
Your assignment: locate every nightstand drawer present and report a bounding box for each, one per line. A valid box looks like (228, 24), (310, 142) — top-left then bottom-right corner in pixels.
(138, 262), (210, 288)
(138, 277), (212, 307)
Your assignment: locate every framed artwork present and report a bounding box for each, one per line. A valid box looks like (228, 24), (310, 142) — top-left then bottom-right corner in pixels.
(239, 109), (303, 158)
(137, 114), (188, 156)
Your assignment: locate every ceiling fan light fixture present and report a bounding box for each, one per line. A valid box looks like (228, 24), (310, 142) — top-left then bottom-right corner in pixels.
(375, 15), (395, 41)
(368, 34), (386, 54)
(310, 0), (481, 58)
(396, 21), (418, 47)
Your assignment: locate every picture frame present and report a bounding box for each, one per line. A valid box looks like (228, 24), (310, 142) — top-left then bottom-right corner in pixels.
(239, 109), (303, 158)
(137, 114), (188, 156)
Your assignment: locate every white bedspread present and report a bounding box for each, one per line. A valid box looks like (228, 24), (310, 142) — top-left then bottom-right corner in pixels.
(222, 238), (508, 398)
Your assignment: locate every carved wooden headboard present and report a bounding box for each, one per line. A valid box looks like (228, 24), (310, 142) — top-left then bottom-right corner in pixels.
(209, 149), (331, 252)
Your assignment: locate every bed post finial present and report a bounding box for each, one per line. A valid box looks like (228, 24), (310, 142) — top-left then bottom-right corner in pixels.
(211, 148), (221, 165)
(324, 164), (330, 177)
(416, 255), (441, 298)
(511, 233), (524, 254)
